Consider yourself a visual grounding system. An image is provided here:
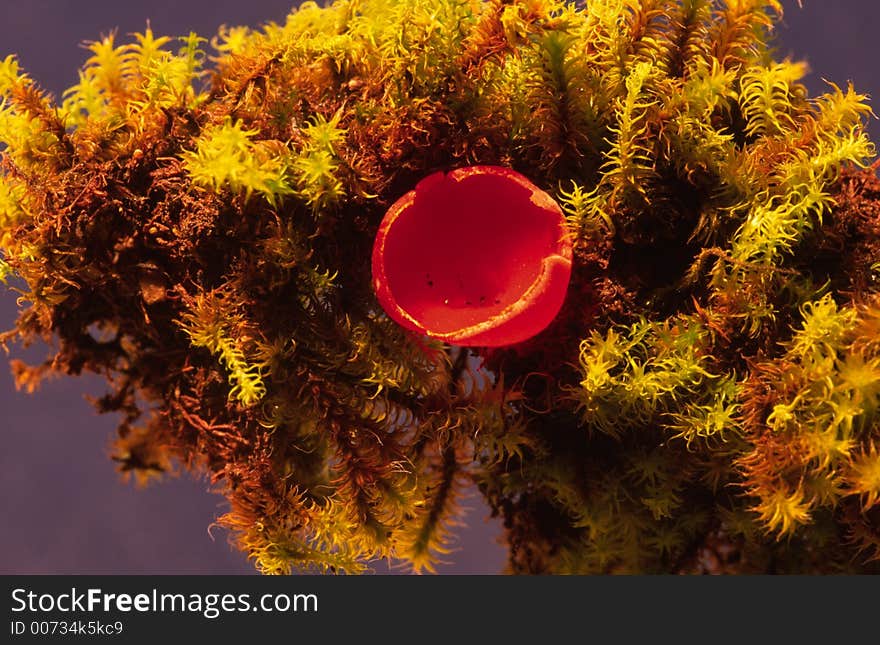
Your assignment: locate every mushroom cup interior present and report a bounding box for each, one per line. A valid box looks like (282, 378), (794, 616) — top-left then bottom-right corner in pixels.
(381, 169), (566, 336)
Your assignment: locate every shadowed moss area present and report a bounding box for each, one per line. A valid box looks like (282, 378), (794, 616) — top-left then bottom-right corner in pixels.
(1, 0), (879, 573)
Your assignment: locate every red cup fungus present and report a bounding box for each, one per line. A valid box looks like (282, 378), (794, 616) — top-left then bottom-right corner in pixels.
(371, 165), (573, 347)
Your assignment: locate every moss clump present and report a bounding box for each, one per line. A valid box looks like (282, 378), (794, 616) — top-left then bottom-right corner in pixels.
(1, 0), (879, 573)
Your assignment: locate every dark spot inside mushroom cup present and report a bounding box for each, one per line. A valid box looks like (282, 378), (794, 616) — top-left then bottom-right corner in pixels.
(371, 165), (573, 347)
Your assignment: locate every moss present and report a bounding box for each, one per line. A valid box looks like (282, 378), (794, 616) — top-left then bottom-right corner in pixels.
(1, 0), (879, 573)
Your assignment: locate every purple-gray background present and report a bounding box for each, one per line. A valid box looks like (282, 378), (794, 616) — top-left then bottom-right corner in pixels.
(0, 1), (877, 575)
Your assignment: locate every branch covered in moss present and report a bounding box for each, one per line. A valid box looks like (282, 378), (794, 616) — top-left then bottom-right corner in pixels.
(1, 0), (879, 574)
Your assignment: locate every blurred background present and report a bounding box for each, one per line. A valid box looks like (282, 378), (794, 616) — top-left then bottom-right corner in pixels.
(0, 0), (877, 574)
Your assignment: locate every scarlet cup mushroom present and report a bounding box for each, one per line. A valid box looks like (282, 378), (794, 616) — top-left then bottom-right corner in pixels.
(371, 166), (573, 347)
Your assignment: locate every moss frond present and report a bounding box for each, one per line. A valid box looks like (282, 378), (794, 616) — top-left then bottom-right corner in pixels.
(178, 289), (268, 407)
(181, 117), (292, 204)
